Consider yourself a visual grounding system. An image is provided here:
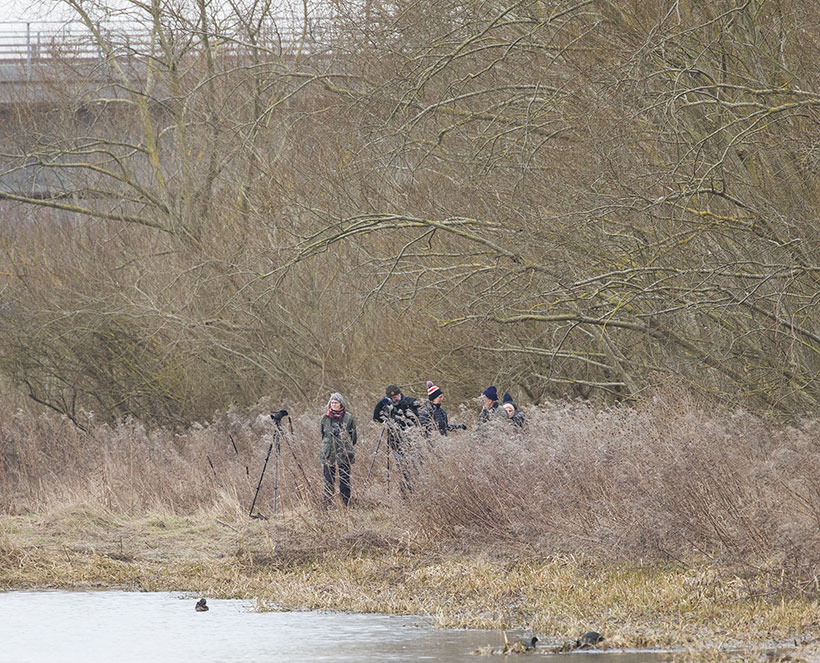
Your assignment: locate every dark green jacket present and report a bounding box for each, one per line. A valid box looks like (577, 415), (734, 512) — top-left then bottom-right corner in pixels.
(320, 411), (357, 465)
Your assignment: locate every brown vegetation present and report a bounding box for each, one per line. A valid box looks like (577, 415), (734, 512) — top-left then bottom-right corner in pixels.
(2, 389), (819, 595)
(3, 391), (820, 650)
(2, 3), (820, 651)
(2, 1), (820, 423)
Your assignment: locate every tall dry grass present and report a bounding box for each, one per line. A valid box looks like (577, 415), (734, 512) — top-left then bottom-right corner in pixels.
(410, 395), (820, 577)
(2, 388), (819, 591)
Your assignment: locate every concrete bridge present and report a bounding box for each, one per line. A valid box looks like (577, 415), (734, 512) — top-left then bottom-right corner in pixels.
(0, 18), (336, 198)
(0, 17), (333, 98)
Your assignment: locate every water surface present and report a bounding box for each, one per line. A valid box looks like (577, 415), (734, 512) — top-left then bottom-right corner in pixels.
(0, 590), (671, 662)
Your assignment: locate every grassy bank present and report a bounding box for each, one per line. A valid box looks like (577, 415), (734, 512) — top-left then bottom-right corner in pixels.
(1, 505), (818, 655)
(2, 393), (820, 658)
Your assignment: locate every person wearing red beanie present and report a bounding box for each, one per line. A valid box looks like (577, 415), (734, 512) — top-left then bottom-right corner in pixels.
(418, 380), (467, 436)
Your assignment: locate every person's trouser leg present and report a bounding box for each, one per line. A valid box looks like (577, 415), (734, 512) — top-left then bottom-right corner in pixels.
(322, 463), (336, 505)
(338, 460), (352, 505)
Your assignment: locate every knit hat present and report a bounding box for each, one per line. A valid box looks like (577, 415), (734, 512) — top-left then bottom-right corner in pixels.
(385, 384), (401, 398)
(482, 385), (498, 401)
(426, 380), (443, 401)
(502, 392), (514, 406)
(327, 392), (346, 409)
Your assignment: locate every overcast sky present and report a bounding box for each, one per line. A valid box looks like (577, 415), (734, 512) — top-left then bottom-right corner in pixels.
(0, 0), (67, 23)
(0, 0), (321, 23)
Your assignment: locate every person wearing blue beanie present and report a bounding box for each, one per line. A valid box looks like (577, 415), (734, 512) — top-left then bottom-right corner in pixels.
(478, 385), (505, 424)
(502, 392), (526, 428)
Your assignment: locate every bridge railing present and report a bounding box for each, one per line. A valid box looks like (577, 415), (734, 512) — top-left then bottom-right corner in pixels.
(0, 21), (109, 62)
(0, 17), (339, 72)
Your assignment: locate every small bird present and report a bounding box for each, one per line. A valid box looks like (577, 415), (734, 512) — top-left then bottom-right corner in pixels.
(195, 598), (209, 612)
(576, 631), (604, 648)
(500, 631), (539, 654)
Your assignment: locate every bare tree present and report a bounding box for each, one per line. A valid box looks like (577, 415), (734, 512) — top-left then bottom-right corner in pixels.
(3, 0), (820, 423)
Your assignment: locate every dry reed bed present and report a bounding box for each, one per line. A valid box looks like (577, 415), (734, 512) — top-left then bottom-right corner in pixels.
(1, 391), (820, 648)
(2, 393), (819, 580)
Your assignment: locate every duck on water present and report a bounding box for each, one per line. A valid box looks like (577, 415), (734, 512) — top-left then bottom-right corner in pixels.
(473, 632), (539, 655)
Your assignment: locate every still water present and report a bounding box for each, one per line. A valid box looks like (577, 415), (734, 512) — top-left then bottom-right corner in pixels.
(0, 590), (671, 663)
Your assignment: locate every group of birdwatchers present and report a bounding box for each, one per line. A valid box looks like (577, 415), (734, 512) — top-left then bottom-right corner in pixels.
(317, 382), (526, 507)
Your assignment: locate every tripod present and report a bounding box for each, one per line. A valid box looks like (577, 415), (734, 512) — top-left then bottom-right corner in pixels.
(249, 410), (321, 519)
(363, 421), (388, 489)
(249, 420), (283, 520)
(363, 419), (411, 497)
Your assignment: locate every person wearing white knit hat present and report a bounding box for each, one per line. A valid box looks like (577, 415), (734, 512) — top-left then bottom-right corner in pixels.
(320, 392), (357, 506)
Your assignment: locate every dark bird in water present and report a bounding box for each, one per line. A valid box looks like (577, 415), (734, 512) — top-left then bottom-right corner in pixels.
(498, 632), (539, 654)
(576, 631), (604, 648)
(195, 598), (209, 612)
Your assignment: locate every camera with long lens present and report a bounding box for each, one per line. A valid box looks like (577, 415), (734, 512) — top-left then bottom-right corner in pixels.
(270, 408), (288, 422)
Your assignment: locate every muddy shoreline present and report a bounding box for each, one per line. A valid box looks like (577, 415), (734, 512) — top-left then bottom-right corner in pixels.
(2, 509), (819, 662)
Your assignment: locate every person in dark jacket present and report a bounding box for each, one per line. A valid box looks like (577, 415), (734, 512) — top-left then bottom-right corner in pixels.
(478, 385), (506, 424)
(373, 384), (420, 432)
(502, 392), (526, 428)
(372, 384), (421, 495)
(418, 380), (466, 436)
(320, 392), (357, 506)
